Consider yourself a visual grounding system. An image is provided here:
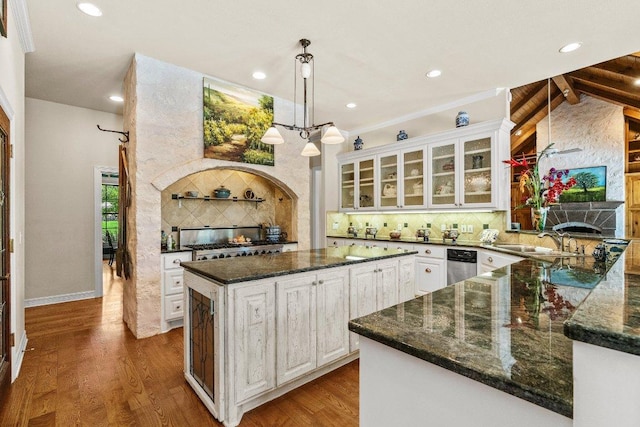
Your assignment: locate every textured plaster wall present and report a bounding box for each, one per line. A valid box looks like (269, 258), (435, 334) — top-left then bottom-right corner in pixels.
(537, 95), (624, 236)
(123, 54), (310, 338)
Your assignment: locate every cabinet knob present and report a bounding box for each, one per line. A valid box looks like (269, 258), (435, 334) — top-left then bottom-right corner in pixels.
(173, 259), (181, 264)
(488, 257), (493, 263)
(312, 281), (317, 286)
(318, 280), (324, 284)
(425, 268), (432, 273)
(424, 249), (431, 254)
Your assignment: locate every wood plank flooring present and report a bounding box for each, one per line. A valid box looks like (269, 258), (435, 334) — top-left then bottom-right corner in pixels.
(0, 263), (359, 426)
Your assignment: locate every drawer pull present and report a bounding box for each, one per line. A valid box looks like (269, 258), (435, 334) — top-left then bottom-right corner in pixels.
(318, 280), (324, 284)
(424, 249), (431, 254)
(488, 257), (493, 263)
(172, 259), (181, 264)
(176, 305), (181, 310)
(425, 268), (432, 273)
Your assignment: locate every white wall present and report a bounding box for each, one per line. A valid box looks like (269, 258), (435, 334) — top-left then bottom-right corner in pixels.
(25, 99), (121, 303)
(0, 0), (28, 381)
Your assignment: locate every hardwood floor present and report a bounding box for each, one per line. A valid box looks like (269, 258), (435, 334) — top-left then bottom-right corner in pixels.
(0, 262), (359, 426)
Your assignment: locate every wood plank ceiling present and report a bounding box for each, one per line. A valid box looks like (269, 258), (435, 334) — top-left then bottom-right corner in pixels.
(510, 52), (640, 156)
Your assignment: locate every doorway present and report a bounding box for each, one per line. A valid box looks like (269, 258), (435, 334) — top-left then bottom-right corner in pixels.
(0, 104), (10, 396)
(94, 166), (118, 297)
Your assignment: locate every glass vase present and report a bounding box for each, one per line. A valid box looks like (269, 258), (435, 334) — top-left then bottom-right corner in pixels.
(531, 207), (549, 232)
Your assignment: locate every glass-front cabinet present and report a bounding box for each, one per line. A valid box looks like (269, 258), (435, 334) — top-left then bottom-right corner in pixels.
(337, 119), (513, 212)
(340, 157), (377, 211)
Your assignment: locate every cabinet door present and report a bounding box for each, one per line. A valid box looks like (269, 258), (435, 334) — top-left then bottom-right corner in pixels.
(379, 153), (400, 209)
(460, 134), (493, 207)
(402, 148), (426, 208)
(316, 270), (350, 367)
(376, 260), (399, 309)
(415, 257), (446, 294)
(233, 282), (276, 402)
(430, 140), (457, 208)
(276, 275), (317, 385)
(349, 265), (378, 351)
(398, 257), (416, 303)
(340, 162), (356, 210)
(358, 157), (376, 210)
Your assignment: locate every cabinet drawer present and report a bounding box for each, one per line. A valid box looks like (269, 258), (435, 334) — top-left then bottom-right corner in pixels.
(164, 269), (184, 295)
(162, 251), (192, 270)
(412, 245), (446, 259)
(164, 294), (184, 320)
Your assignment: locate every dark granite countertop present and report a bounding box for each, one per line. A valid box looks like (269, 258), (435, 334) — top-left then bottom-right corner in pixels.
(350, 255), (615, 418)
(181, 246), (416, 284)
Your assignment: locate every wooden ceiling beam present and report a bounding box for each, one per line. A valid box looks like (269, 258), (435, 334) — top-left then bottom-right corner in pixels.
(514, 86), (563, 132)
(631, 52), (640, 59)
(572, 81), (640, 110)
(569, 68), (640, 96)
(510, 81), (547, 114)
(624, 106), (640, 121)
(587, 58), (640, 77)
(552, 75), (580, 105)
(511, 125), (537, 154)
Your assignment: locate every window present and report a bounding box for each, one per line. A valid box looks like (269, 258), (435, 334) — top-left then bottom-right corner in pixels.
(101, 175), (119, 254)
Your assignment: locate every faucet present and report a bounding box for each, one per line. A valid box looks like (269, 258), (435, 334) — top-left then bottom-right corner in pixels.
(537, 231), (569, 251)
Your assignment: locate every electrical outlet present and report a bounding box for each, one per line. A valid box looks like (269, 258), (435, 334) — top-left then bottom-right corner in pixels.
(460, 225), (467, 233)
(453, 223), (458, 229)
(426, 223), (431, 228)
(397, 223), (402, 231)
(332, 222), (339, 230)
(440, 224), (446, 231)
(404, 222), (408, 228)
(468, 225), (474, 233)
(483, 224), (489, 230)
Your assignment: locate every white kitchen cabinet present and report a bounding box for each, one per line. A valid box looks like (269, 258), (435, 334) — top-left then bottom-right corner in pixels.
(275, 268), (350, 386)
(160, 250), (192, 332)
(232, 281), (276, 403)
(398, 257), (416, 302)
(339, 156), (377, 211)
(337, 118), (513, 212)
(413, 245), (447, 295)
(478, 250), (523, 274)
(349, 259), (400, 351)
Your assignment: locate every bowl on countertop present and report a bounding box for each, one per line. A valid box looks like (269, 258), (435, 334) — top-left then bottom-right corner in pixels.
(185, 191), (199, 198)
(389, 231), (402, 239)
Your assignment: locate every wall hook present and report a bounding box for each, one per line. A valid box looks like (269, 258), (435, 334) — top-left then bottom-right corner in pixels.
(97, 124), (130, 143)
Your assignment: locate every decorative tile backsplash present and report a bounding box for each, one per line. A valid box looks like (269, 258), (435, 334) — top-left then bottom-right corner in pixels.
(161, 170), (293, 240)
(326, 211), (507, 242)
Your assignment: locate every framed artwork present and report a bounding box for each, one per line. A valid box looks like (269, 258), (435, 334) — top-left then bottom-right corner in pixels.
(558, 166), (606, 203)
(0, 0), (7, 38)
(203, 77), (275, 166)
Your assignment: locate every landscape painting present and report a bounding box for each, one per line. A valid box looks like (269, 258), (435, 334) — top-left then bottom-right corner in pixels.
(203, 77), (275, 166)
(558, 166), (606, 203)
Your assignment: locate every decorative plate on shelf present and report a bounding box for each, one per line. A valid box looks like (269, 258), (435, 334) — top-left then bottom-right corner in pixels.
(244, 188), (255, 199)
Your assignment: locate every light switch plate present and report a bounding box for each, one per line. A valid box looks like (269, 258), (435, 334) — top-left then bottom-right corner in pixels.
(332, 222), (339, 230)
(468, 225), (474, 233)
(460, 225), (467, 233)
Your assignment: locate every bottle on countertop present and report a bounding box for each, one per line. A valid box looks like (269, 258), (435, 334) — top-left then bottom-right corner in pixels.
(166, 234), (174, 251)
(161, 230), (167, 250)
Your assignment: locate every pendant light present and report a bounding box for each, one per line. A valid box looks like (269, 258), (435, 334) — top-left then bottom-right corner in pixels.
(260, 39), (345, 156)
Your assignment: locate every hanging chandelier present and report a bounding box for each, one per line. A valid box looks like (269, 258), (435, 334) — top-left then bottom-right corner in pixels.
(260, 39), (345, 156)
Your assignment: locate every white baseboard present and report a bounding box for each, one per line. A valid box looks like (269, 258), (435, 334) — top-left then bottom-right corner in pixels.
(11, 330), (27, 382)
(25, 290), (96, 308)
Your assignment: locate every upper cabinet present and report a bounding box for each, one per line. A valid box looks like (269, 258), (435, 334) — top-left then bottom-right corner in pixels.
(338, 119), (513, 212)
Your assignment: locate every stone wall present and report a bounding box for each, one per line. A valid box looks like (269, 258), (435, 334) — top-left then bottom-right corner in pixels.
(123, 54), (310, 338)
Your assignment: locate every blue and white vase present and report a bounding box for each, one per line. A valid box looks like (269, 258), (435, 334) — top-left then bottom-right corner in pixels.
(354, 136), (364, 150)
(456, 111), (470, 127)
(397, 130), (408, 141)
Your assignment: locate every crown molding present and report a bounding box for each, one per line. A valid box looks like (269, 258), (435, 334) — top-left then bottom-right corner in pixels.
(0, 85), (15, 119)
(9, 0), (34, 53)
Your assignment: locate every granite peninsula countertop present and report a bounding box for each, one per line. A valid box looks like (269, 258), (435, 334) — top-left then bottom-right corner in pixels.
(349, 254), (625, 418)
(181, 246), (416, 284)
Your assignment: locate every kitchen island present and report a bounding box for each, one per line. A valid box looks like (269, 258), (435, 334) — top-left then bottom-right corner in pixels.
(349, 249), (637, 426)
(181, 246), (416, 427)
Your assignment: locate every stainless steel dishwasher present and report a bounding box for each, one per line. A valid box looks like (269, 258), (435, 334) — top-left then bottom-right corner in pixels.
(446, 248), (477, 285)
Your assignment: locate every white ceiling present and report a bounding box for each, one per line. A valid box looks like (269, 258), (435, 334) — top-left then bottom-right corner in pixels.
(24, 0), (640, 133)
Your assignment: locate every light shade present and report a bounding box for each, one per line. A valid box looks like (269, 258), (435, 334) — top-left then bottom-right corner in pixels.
(301, 141), (321, 157)
(320, 126), (345, 144)
(261, 126), (285, 145)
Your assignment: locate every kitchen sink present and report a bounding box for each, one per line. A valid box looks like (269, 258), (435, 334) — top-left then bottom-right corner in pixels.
(493, 244), (584, 257)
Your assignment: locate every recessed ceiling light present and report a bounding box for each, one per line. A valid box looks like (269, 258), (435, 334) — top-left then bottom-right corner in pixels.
(514, 130), (523, 136)
(426, 69), (442, 78)
(634, 78), (640, 86)
(109, 95), (124, 102)
(346, 103), (357, 109)
(77, 2), (103, 17)
(252, 71), (266, 80)
(559, 42), (582, 53)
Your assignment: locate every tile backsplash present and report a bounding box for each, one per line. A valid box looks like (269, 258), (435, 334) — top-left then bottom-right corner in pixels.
(161, 169), (293, 240)
(326, 211), (507, 242)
